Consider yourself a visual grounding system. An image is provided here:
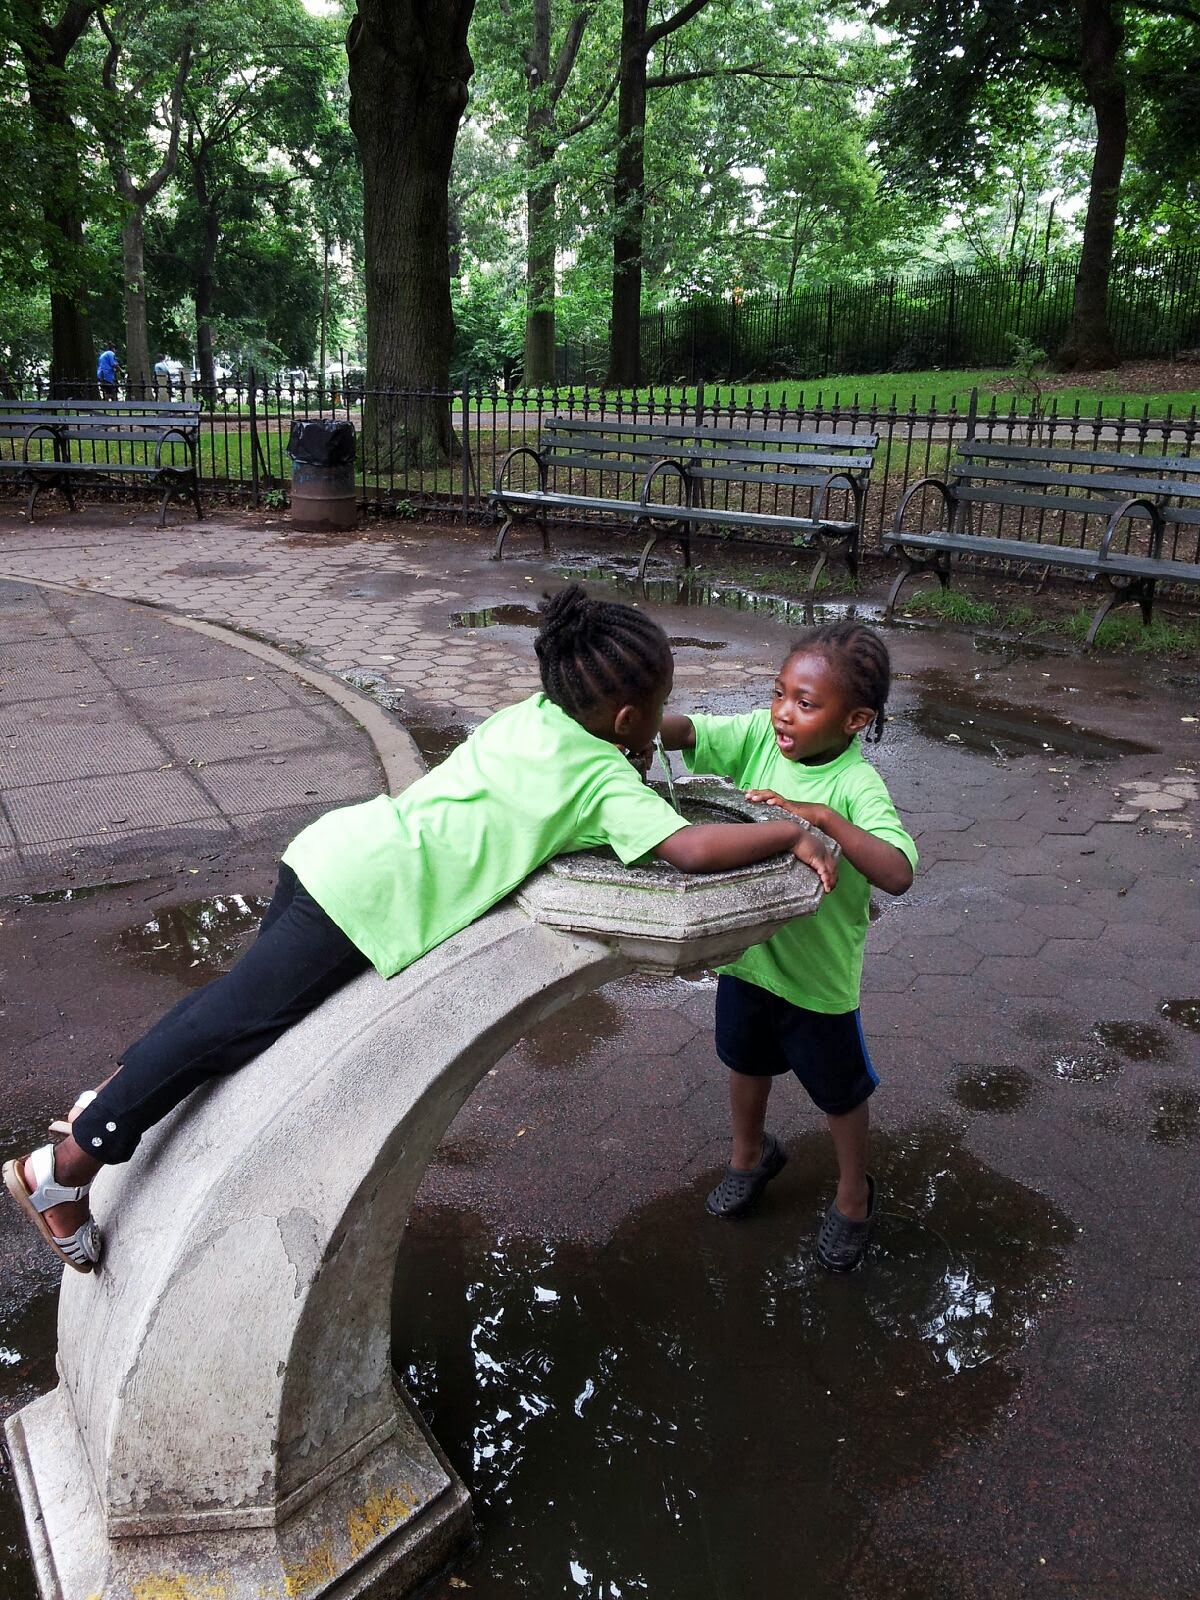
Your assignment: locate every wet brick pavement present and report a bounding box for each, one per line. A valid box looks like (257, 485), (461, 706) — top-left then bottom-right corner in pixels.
(0, 502), (1197, 1598)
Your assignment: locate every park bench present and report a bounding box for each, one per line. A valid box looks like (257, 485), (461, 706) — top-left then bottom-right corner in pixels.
(0, 399), (203, 526)
(490, 416), (878, 605)
(884, 439), (1200, 646)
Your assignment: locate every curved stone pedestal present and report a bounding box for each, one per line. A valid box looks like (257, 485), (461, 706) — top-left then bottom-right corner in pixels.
(6, 782), (830, 1600)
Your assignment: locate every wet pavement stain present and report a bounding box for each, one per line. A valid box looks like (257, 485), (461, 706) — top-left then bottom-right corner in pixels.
(336, 573), (418, 600)
(450, 605), (542, 630)
(117, 893), (268, 985)
(970, 636), (1052, 664)
(1160, 998), (1200, 1034)
(898, 669), (1156, 759)
(950, 1065), (1036, 1113)
(395, 1126), (1070, 1600)
(408, 719), (470, 769)
(5, 878), (143, 907)
(1148, 1086), (1200, 1146)
(1043, 1048), (1123, 1084)
(557, 560), (884, 628)
(667, 635), (726, 650)
(1092, 1020), (1175, 1062)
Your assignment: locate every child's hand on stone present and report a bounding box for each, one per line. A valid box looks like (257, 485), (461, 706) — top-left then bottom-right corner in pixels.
(791, 828), (837, 893)
(746, 790), (829, 831)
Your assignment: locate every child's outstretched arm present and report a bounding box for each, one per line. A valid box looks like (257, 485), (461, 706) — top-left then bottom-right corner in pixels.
(658, 712), (696, 751)
(654, 820), (837, 892)
(744, 793), (912, 896)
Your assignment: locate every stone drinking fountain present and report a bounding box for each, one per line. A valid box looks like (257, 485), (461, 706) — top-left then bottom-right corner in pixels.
(6, 779), (831, 1600)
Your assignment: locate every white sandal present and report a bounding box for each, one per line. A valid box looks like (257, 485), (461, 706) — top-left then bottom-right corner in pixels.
(48, 1088), (98, 1137)
(3, 1144), (103, 1272)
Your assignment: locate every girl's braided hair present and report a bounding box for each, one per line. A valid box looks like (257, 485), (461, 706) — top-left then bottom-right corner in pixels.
(792, 621), (892, 743)
(535, 584), (671, 717)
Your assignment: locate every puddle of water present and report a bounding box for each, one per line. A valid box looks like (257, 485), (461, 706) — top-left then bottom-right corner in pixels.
(450, 605), (542, 630)
(1044, 1049), (1122, 1084)
(902, 670), (1155, 759)
(336, 574), (415, 600)
(950, 1066), (1036, 1113)
(668, 636), (726, 650)
(4, 878), (143, 907)
(396, 1126), (1069, 1599)
(408, 720), (470, 769)
(557, 561), (883, 627)
(1148, 1086), (1200, 1146)
(1092, 1020), (1174, 1062)
(117, 894), (268, 986)
(1160, 999), (1200, 1034)
(971, 637), (1051, 664)
(164, 561), (266, 579)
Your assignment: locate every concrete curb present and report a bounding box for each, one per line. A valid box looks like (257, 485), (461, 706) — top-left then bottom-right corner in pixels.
(0, 571), (426, 796)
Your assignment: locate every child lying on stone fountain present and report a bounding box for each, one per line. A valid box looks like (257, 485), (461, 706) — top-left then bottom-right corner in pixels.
(5, 583), (836, 1275)
(658, 621), (915, 1271)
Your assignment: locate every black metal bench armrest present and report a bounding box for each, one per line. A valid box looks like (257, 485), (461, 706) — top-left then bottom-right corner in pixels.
(22, 422), (64, 462)
(492, 445), (546, 498)
(810, 468), (866, 524)
(888, 475), (955, 538)
(1099, 495), (1164, 563)
(153, 426), (197, 468)
(639, 456), (692, 511)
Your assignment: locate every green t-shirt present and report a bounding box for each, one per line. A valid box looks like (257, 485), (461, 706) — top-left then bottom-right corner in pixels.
(283, 693), (688, 978)
(683, 709), (916, 1013)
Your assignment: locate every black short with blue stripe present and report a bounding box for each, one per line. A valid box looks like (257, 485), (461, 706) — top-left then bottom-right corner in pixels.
(714, 973), (878, 1116)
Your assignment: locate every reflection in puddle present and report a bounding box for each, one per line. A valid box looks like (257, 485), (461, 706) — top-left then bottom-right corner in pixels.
(971, 637), (1051, 663)
(118, 894), (268, 986)
(950, 1066), (1035, 1113)
(5, 879), (141, 907)
(900, 670), (1155, 759)
(408, 720), (470, 769)
(1044, 1049), (1122, 1083)
(558, 561), (882, 628)
(1149, 1086), (1200, 1146)
(396, 1127), (1069, 1598)
(1160, 999), (1200, 1034)
(450, 605), (541, 630)
(1049, 1049), (1126, 1088)
(1092, 1020), (1174, 1062)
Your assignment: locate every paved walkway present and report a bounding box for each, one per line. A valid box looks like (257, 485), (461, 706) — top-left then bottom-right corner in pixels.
(0, 500), (1197, 1599)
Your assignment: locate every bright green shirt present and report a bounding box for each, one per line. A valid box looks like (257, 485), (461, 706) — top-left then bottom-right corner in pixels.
(682, 709), (916, 1013)
(283, 693), (688, 978)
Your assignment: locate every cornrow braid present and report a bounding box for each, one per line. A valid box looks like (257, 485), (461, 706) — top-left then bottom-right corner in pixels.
(535, 584), (671, 718)
(791, 621), (892, 743)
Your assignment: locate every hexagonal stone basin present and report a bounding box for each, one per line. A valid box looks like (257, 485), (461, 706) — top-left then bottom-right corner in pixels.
(518, 776), (832, 972)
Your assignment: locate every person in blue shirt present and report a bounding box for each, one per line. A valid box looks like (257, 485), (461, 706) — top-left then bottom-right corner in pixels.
(97, 344), (120, 400)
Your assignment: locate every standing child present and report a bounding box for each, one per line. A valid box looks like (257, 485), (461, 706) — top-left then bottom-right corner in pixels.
(5, 585), (836, 1276)
(659, 622), (915, 1271)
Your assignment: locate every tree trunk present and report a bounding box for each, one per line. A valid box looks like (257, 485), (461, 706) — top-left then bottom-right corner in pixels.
(347, 0), (474, 468)
(13, 1), (98, 393)
(122, 207), (151, 395)
(193, 166), (220, 392)
(606, 0), (646, 389)
(1054, 0), (1126, 371)
(522, 0), (556, 387)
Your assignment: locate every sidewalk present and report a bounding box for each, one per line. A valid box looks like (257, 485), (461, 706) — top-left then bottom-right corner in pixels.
(0, 501), (1197, 1599)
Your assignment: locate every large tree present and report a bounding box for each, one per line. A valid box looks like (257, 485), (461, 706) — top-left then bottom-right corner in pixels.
(6, 0), (99, 388)
(873, 0), (1200, 370)
(95, 2), (195, 392)
(347, 0), (474, 464)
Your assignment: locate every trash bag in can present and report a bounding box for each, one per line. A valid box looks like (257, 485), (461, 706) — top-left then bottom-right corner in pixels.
(286, 417), (356, 467)
(286, 418), (357, 530)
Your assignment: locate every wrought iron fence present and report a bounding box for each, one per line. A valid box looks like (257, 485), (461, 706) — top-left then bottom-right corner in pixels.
(3, 375), (1198, 564)
(554, 247), (1200, 385)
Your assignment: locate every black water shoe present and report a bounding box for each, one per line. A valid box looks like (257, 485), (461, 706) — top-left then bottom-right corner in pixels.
(705, 1132), (788, 1218)
(816, 1174), (878, 1272)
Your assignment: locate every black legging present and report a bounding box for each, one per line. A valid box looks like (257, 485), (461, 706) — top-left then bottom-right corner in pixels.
(71, 865), (370, 1164)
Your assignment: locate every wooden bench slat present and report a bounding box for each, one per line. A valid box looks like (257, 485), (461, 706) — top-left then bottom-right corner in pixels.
(544, 417), (877, 449)
(954, 462), (1200, 499)
(959, 441), (1200, 475)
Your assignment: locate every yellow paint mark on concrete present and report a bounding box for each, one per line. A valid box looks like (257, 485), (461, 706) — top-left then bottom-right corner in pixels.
(281, 1543), (337, 1597)
(346, 1486), (415, 1559)
(131, 1577), (231, 1600)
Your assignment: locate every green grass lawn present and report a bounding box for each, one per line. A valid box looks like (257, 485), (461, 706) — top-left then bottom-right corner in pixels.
(493, 365), (1200, 418)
